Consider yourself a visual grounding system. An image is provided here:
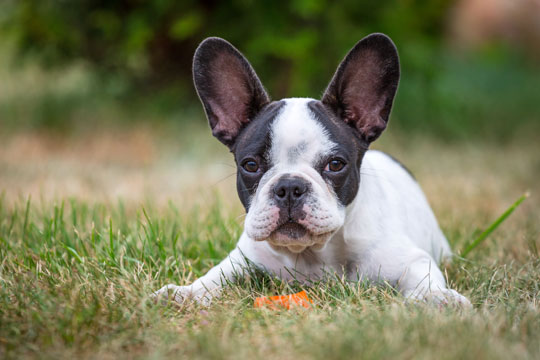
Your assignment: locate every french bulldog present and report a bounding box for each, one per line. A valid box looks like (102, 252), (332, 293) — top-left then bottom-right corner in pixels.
(153, 33), (470, 307)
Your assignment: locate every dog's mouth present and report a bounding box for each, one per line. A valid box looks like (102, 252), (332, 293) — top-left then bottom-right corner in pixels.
(275, 221), (307, 239)
(266, 221), (329, 253)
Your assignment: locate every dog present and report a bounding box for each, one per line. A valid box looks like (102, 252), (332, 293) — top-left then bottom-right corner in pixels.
(153, 33), (470, 307)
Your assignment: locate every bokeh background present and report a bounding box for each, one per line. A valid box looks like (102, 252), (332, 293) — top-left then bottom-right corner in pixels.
(0, 0), (539, 210)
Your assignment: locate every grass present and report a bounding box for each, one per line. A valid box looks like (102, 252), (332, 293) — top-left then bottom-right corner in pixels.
(1, 136), (539, 359)
(460, 192), (529, 258)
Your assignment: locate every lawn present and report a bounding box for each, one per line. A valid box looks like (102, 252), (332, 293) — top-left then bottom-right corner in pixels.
(1, 123), (539, 359)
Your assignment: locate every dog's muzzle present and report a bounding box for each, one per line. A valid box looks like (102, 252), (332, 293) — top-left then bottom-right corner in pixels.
(272, 175), (310, 229)
(245, 173), (343, 253)
(273, 176), (309, 209)
(265, 176), (319, 252)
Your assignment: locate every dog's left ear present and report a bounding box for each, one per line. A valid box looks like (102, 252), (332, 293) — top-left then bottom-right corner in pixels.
(193, 37), (270, 148)
(322, 33), (400, 143)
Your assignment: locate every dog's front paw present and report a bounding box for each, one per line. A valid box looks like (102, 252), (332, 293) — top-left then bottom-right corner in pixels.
(404, 288), (472, 308)
(151, 284), (213, 306)
(151, 284), (191, 305)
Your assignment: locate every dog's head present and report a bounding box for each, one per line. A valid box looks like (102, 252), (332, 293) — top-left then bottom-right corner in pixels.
(193, 34), (400, 253)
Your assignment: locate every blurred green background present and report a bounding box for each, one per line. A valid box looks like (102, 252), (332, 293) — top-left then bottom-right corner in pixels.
(0, 0), (539, 141)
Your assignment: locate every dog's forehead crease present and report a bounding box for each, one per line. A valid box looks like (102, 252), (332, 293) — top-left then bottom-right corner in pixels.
(233, 101), (284, 159)
(270, 98), (336, 166)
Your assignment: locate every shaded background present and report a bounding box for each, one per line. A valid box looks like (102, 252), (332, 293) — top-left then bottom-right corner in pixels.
(0, 0), (539, 208)
(2, 0), (540, 138)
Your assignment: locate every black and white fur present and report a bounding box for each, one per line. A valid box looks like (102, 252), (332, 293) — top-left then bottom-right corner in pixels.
(153, 34), (470, 306)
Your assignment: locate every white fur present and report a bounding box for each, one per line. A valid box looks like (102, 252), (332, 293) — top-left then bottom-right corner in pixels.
(270, 98), (336, 166)
(153, 99), (470, 307)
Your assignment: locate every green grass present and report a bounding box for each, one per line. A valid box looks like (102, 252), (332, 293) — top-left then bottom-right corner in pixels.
(0, 191), (538, 359)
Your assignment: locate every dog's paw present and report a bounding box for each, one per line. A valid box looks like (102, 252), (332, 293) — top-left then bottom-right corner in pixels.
(404, 288), (472, 308)
(151, 284), (213, 306)
(151, 284), (190, 305)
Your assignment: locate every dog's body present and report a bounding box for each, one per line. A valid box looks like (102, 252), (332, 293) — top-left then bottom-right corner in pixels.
(154, 34), (470, 306)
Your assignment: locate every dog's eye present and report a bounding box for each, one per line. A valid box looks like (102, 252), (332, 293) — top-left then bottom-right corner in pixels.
(242, 160), (259, 173)
(325, 159), (346, 172)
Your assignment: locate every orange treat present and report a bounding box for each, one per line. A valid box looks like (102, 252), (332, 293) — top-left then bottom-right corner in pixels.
(254, 290), (313, 310)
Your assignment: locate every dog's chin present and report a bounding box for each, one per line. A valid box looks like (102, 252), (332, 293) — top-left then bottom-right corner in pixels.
(266, 222), (330, 253)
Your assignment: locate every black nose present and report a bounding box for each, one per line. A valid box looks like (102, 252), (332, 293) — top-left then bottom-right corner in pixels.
(273, 177), (309, 208)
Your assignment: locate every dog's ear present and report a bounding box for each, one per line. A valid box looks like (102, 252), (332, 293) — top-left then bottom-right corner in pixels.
(322, 33), (400, 143)
(193, 37), (270, 148)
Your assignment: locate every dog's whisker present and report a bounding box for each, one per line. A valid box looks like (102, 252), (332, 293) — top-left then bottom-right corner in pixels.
(210, 162), (237, 169)
(235, 213), (247, 221)
(212, 172), (236, 186)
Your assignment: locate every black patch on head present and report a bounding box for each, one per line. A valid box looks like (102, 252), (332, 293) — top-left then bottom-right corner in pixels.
(308, 100), (368, 206)
(233, 101), (285, 210)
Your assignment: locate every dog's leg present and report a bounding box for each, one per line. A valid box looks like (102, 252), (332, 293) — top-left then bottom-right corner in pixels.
(152, 246), (248, 306)
(395, 249), (471, 307)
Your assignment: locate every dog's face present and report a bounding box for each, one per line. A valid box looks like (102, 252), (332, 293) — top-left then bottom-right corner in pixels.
(193, 34), (400, 253)
(233, 98), (364, 253)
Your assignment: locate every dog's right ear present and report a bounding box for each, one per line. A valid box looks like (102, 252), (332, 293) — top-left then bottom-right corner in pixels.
(322, 33), (400, 144)
(193, 37), (270, 148)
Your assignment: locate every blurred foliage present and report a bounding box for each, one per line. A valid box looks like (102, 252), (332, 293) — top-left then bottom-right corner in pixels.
(0, 0), (539, 141)
(1, 0), (456, 97)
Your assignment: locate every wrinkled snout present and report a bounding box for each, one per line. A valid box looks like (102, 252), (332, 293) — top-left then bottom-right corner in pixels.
(244, 169), (345, 253)
(272, 176), (310, 219)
